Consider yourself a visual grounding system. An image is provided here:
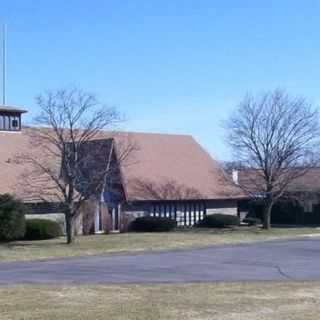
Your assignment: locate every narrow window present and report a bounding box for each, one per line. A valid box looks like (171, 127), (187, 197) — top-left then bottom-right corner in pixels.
(166, 203), (170, 218)
(186, 203), (190, 226)
(149, 204), (154, 217)
(4, 116), (9, 130)
(11, 117), (19, 130)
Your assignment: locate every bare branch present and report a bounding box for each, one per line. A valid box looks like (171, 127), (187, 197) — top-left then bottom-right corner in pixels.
(19, 88), (131, 244)
(225, 89), (320, 229)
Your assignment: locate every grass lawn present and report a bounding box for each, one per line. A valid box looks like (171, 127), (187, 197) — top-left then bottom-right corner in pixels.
(1, 282), (320, 319)
(0, 226), (319, 263)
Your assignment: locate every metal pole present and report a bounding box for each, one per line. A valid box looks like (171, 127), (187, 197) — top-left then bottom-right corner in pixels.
(2, 24), (6, 106)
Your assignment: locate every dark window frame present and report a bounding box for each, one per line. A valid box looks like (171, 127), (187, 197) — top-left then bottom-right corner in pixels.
(148, 200), (207, 227)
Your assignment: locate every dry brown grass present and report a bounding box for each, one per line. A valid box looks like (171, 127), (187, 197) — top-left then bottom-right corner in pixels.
(0, 227), (319, 262)
(1, 282), (320, 320)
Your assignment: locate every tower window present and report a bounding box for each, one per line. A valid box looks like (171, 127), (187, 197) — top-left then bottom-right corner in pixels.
(11, 119), (18, 128)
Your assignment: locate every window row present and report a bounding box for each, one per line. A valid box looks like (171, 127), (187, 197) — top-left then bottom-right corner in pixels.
(0, 114), (21, 131)
(149, 202), (206, 227)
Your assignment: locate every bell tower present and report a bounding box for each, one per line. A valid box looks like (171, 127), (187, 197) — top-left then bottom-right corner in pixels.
(0, 25), (27, 132)
(0, 106), (27, 132)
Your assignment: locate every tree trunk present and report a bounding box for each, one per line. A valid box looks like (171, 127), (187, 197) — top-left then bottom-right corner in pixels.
(262, 200), (273, 230)
(65, 212), (75, 244)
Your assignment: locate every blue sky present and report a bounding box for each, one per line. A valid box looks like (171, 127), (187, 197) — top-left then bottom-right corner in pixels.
(1, 1), (320, 160)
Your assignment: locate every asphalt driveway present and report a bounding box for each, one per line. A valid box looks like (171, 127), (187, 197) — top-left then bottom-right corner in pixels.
(0, 238), (320, 285)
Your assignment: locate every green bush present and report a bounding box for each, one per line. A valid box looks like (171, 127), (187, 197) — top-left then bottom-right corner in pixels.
(0, 194), (26, 241)
(25, 219), (62, 240)
(130, 216), (177, 232)
(243, 217), (261, 226)
(196, 214), (240, 228)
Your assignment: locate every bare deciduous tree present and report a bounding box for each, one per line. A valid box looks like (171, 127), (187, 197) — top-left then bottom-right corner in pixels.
(19, 88), (136, 243)
(226, 89), (320, 229)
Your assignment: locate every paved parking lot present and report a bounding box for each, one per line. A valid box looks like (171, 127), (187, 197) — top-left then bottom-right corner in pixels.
(0, 238), (319, 285)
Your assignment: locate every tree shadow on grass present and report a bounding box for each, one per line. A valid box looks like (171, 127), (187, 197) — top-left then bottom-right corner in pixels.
(0, 237), (68, 248)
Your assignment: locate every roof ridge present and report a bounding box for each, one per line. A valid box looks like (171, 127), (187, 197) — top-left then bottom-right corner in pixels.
(107, 130), (193, 137)
(20, 127), (194, 138)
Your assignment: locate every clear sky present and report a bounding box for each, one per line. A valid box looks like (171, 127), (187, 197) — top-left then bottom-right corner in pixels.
(1, 1), (320, 160)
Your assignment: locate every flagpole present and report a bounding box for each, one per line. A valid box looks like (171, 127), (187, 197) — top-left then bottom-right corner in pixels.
(2, 24), (6, 106)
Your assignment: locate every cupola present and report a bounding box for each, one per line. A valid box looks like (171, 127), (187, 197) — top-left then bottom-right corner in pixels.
(0, 105), (27, 132)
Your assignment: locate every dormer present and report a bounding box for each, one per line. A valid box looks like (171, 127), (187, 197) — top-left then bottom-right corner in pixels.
(0, 106), (27, 132)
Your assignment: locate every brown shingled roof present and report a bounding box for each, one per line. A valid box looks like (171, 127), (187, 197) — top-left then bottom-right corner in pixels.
(0, 128), (61, 202)
(0, 129), (31, 197)
(287, 168), (320, 192)
(0, 128), (244, 202)
(110, 132), (244, 201)
(238, 168), (320, 194)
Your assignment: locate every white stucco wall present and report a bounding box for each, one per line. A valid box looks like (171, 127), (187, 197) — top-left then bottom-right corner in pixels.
(205, 199), (238, 216)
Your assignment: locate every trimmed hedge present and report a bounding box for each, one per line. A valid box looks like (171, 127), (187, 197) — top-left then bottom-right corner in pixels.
(0, 194), (26, 241)
(243, 217), (261, 226)
(25, 219), (62, 240)
(196, 214), (240, 228)
(130, 216), (177, 232)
